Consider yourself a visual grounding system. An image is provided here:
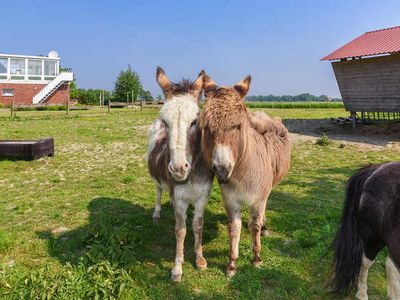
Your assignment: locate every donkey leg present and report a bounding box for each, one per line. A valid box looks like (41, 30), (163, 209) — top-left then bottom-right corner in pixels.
(193, 199), (207, 270)
(171, 200), (188, 282)
(152, 186), (162, 222)
(249, 202), (266, 268)
(355, 254), (374, 300)
(225, 202), (242, 277)
(261, 217), (269, 237)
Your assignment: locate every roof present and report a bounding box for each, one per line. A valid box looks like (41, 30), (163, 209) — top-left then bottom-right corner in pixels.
(0, 52), (60, 60)
(321, 26), (400, 61)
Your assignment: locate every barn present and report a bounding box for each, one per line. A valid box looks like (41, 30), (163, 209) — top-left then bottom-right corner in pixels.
(0, 51), (73, 106)
(321, 26), (400, 127)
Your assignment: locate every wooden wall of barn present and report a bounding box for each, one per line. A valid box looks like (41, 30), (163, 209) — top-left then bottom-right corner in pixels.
(332, 53), (400, 112)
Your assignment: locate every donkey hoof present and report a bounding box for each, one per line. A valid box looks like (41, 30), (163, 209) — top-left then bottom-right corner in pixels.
(226, 266), (236, 277)
(261, 229), (270, 237)
(253, 259), (262, 268)
(196, 256), (207, 270)
(261, 225), (270, 237)
(171, 273), (182, 282)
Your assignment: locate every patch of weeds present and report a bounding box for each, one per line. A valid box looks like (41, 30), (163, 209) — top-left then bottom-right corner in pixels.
(292, 229), (319, 249)
(122, 175), (135, 184)
(0, 230), (14, 252)
(315, 134), (331, 146)
(49, 176), (61, 183)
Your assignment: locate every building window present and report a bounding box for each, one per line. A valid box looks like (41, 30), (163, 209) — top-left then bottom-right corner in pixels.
(2, 89), (14, 97)
(28, 59), (42, 76)
(10, 58), (25, 75)
(44, 60), (56, 76)
(0, 58), (7, 74)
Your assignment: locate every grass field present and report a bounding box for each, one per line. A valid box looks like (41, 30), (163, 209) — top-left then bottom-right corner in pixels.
(245, 102), (344, 109)
(0, 107), (396, 299)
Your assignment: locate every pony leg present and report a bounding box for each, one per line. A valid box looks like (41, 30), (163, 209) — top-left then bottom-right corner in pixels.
(193, 199), (207, 270)
(152, 186), (162, 222)
(355, 254), (374, 300)
(385, 256), (400, 299)
(171, 200), (188, 282)
(225, 202), (242, 277)
(387, 232), (400, 299)
(249, 201), (266, 268)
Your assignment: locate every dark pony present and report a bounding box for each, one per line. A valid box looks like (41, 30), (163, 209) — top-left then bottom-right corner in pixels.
(332, 162), (400, 299)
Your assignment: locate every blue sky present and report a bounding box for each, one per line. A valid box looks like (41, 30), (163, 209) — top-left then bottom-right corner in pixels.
(3, 0), (400, 98)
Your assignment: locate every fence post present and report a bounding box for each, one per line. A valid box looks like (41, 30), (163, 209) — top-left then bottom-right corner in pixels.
(140, 99), (143, 111)
(66, 100), (69, 116)
(108, 101), (111, 113)
(11, 100), (14, 118)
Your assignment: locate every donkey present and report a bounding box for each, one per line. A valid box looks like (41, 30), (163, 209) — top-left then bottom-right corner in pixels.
(332, 162), (400, 299)
(198, 73), (291, 276)
(147, 67), (214, 282)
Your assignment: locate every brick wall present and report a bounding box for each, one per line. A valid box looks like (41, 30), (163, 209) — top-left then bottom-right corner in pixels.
(0, 83), (70, 106)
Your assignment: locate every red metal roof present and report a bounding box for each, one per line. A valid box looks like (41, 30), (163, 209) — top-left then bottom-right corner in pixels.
(321, 26), (400, 61)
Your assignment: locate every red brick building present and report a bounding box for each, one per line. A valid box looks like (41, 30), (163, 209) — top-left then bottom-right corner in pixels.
(0, 51), (73, 106)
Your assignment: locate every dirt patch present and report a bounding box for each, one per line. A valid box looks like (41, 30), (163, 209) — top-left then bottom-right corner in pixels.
(285, 119), (400, 150)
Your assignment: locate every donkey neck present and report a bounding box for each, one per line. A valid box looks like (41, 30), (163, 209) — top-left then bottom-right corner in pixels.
(229, 125), (273, 195)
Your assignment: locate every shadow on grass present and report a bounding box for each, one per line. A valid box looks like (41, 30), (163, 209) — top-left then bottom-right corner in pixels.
(39, 197), (227, 266)
(36, 163), (355, 298)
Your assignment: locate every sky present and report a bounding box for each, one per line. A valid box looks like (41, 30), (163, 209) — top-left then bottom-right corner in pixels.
(3, 0), (400, 98)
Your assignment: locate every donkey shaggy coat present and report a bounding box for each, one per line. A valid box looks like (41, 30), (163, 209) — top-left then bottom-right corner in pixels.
(198, 73), (291, 276)
(147, 67), (213, 282)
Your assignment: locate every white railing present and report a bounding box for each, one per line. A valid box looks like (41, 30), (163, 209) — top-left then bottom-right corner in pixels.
(32, 72), (73, 104)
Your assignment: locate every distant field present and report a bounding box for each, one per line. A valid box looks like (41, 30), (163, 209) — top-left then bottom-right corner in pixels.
(0, 107), (392, 299)
(245, 101), (344, 109)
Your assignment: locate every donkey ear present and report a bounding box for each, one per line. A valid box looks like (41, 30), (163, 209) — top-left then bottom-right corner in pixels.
(191, 70), (205, 99)
(156, 66), (172, 94)
(203, 72), (217, 96)
(234, 75), (251, 98)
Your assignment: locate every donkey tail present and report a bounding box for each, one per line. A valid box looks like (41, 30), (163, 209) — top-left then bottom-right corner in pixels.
(331, 164), (378, 295)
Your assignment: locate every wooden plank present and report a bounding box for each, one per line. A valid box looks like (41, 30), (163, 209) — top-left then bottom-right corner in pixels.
(332, 54), (400, 112)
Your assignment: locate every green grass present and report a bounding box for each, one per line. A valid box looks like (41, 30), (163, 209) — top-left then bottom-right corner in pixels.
(245, 102), (344, 109)
(0, 107), (392, 299)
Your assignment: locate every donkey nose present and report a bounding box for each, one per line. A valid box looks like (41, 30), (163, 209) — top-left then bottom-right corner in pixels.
(168, 161), (191, 181)
(212, 163), (232, 183)
(182, 161), (190, 172)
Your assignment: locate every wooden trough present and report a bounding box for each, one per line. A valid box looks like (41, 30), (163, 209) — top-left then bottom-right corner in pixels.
(0, 138), (54, 160)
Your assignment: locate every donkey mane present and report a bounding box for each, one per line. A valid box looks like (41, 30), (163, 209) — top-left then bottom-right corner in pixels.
(200, 87), (286, 138)
(200, 88), (247, 131)
(163, 78), (199, 98)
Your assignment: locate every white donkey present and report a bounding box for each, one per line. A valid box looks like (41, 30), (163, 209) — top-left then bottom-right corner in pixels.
(147, 67), (213, 282)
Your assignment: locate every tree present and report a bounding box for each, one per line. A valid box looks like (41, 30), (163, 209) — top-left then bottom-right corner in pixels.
(140, 90), (153, 102)
(114, 65), (142, 102)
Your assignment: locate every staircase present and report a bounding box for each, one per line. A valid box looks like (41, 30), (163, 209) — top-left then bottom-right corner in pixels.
(32, 72), (73, 104)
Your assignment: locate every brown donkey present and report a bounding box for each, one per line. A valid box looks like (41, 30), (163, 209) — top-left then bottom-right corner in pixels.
(147, 67), (213, 282)
(198, 73), (291, 276)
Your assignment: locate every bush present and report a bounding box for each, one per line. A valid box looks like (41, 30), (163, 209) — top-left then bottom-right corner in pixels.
(315, 134), (331, 146)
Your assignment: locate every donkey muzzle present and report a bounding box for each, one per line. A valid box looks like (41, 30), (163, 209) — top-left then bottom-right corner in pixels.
(212, 164), (231, 184)
(168, 161), (191, 182)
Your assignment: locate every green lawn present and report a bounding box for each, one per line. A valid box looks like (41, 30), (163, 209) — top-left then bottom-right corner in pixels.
(0, 107), (395, 299)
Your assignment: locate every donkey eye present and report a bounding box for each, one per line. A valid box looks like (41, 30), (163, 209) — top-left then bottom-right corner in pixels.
(190, 120), (197, 127)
